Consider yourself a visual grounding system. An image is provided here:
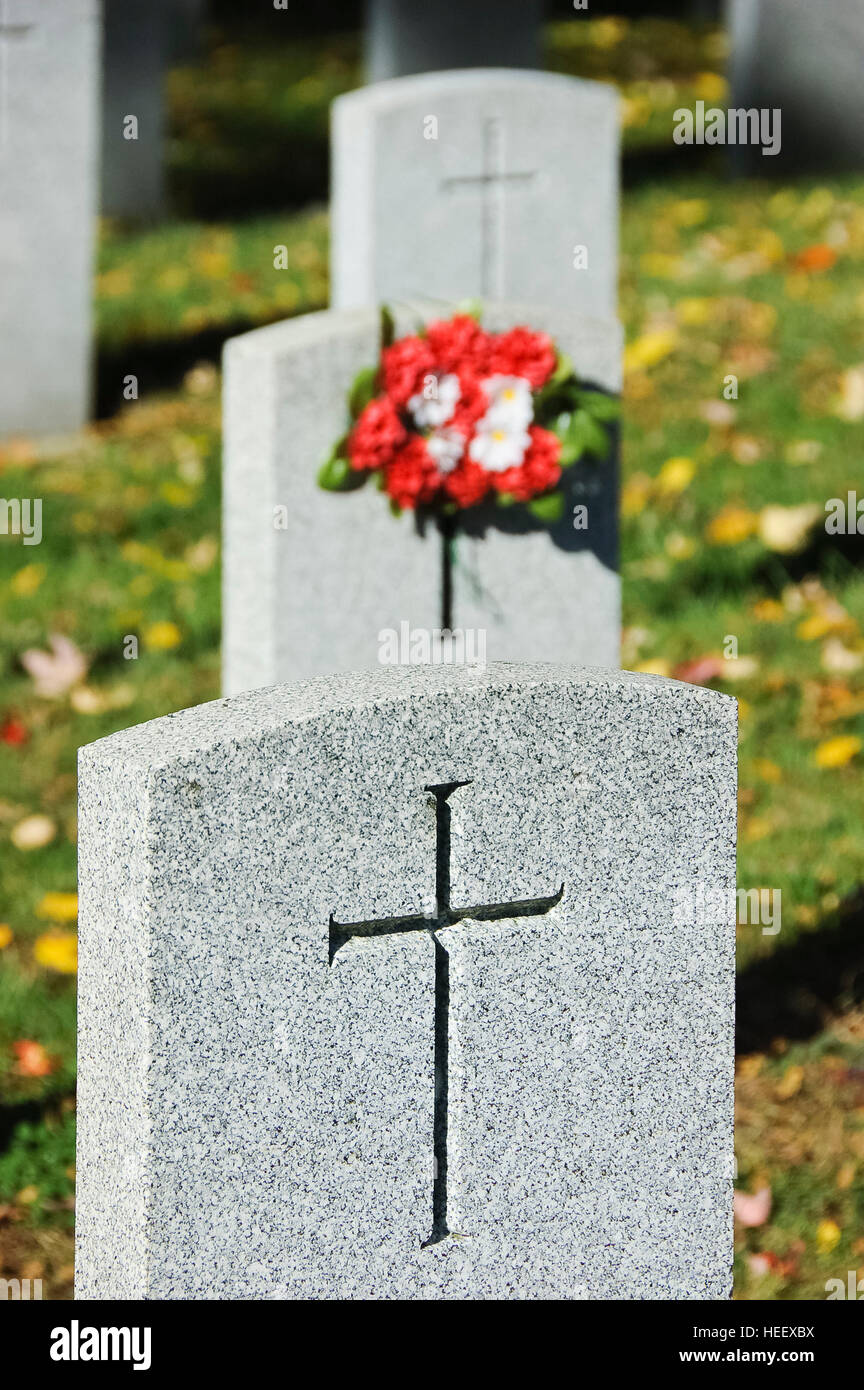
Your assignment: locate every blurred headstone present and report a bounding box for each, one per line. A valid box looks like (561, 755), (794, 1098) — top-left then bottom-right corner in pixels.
(222, 299), (620, 698)
(0, 0), (101, 436)
(364, 0), (543, 83)
(727, 0), (864, 171)
(332, 70), (619, 322)
(101, 0), (171, 220)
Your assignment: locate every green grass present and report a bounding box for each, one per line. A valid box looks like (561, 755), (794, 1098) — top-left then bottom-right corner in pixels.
(1, 14), (863, 1302)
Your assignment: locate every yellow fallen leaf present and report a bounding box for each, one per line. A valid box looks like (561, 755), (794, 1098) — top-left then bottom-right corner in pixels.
(656, 456), (695, 495)
(706, 507), (758, 545)
(814, 735), (862, 768)
(11, 814), (56, 851)
(621, 474), (652, 518)
(817, 1219), (842, 1254)
(144, 621), (182, 652)
(670, 198), (709, 228)
(0, 923), (13, 948)
(10, 563), (46, 597)
(676, 297), (714, 326)
(776, 1063), (804, 1099)
(798, 613), (839, 640)
(624, 328), (678, 373)
(758, 503), (821, 554)
(16, 1185), (40, 1206)
(752, 758), (782, 784)
(640, 253), (683, 280)
(34, 930), (78, 974)
(752, 599), (786, 623)
(36, 891), (78, 923)
(694, 72), (727, 102)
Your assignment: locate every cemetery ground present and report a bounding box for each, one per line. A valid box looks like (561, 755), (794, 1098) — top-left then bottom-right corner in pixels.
(1, 16), (864, 1303)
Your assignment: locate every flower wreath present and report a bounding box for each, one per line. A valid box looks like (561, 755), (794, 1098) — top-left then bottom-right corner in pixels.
(318, 309), (617, 521)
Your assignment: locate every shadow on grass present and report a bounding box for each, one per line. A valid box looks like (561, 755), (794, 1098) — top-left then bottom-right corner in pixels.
(736, 886), (864, 1054)
(95, 309), (318, 418)
(0, 1091), (72, 1156)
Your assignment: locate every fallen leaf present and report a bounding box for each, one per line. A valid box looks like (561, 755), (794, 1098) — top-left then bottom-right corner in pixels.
(624, 328), (678, 373)
(11, 814), (56, 851)
(36, 891), (77, 923)
(0, 924), (12, 948)
(144, 621), (182, 652)
(0, 715), (28, 745)
(792, 243), (837, 272)
(817, 1219), (842, 1254)
(734, 1186), (772, 1227)
(706, 507), (758, 545)
(814, 735), (862, 768)
(835, 365), (864, 422)
(10, 563), (45, 597)
(20, 635), (88, 698)
(752, 758), (782, 784)
(822, 639), (863, 674)
(656, 456), (695, 494)
(776, 1064), (804, 1099)
(12, 1039), (54, 1078)
(33, 930), (78, 974)
(758, 503), (821, 554)
(673, 655), (726, 686)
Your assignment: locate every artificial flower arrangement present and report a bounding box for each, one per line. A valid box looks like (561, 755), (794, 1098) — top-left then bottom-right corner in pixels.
(318, 310), (618, 521)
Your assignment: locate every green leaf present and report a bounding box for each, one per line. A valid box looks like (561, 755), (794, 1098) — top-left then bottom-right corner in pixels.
(496, 491), (516, 508)
(550, 351), (576, 387)
(527, 491), (565, 523)
(556, 408), (611, 464)
(389, 498), (403, 518)
(348, 366), (379, 418)
(317, 450), (366, 492)
(380, 303), (396, 349)
(575, 389), (620, 421)
(454, 297), (483, 322)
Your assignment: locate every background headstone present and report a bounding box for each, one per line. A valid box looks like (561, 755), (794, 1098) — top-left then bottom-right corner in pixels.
(331, 69), (619, 322)
(222, 301), (620, 696)
(101, 0), (171, 220)
(0, 0), (100, 436)
(364, 0), (543, 83)
(76, 662), (736, 1300)
(727, 0), (864, 172)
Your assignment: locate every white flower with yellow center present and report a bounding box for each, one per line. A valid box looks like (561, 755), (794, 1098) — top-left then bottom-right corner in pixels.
(479, 375), (534, 431)
(469, 422), (532, 472)
(426, 428), (465, 474)
(408, 372), (461, 428)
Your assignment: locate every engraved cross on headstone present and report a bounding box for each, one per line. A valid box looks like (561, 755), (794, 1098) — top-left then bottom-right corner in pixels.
(329, 779), (563, 1247)
(440, 117), (536, 299)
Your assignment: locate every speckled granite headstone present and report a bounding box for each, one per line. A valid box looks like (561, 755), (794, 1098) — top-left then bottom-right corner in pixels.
(331, 69), (618, 321)
(222, 302), (620, 696)
(76, 663), (736, 1300)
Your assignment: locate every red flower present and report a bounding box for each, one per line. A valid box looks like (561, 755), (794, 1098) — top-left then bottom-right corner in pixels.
(0, 715), (28, 746)
(490, 426), (562, 501)
(443, 459), (493, 509)
(426, 315), (491, 375)
(348, 397), (407, 472)
(449, 369), (488, 435)
(380, 335), (435, 407)
(487, 326), (556, 389)
(384, 436), (442, 510)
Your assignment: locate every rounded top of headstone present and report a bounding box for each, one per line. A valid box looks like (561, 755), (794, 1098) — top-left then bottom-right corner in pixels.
(79, 662), (736, 774)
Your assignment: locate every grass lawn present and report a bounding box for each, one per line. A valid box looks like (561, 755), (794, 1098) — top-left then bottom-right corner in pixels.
(0, 14), (862, 1300)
